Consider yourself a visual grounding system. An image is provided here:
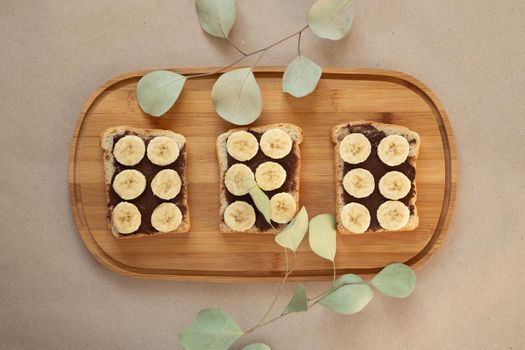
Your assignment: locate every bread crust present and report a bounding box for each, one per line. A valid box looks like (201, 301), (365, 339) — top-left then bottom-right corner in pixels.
(100, 125), (190, 238)
(217, 123), (304, 233)
(331, 121), (420, 234)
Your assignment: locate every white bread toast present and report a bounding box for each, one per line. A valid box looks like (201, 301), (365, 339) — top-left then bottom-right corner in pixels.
(332, 121), (420, 234)
(217, 123), (303, 233)
(100, 126), (190, 238)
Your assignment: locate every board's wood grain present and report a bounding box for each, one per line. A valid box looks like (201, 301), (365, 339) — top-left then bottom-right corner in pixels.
(69, 67), (457, 281)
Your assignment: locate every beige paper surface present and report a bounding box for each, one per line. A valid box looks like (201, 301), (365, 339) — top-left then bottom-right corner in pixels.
(1, 0), (524, 349)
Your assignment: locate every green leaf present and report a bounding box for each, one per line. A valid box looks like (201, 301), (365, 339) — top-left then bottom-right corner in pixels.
(211, 68), (263, 125)
(195, 0), (237, 39)
(284, 283), (308, 314)
(136, 70), (186, 117)
(242, 344), (271, 350)
(275, 207), (308, 252)
(308, 214), (336, 261)
(319, 274), (374, 314)
(178, 309), (244, 350)
(371, 263), (416, 298)
(307, 0), (355, 41)
(282, 55), (322, 98)
(244, 177), (271, 224)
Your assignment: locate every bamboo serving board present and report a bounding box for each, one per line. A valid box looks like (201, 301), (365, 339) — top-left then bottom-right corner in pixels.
(69, 67), (456, 282)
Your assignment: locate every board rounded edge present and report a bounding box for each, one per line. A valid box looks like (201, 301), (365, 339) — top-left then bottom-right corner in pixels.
(68, 67), (457, 281)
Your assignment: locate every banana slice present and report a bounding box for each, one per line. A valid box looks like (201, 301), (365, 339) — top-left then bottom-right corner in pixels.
(113, 135), (145, 166)
(227, 131), (259, 161)
(377, 200), (410, 230)
(340, 202), (370, 234)
(343, 168), (375, 198)
(147, 136), (179, 166)
(224, 201), (256, 232)
(225, 164), (255, 196)
(151, 203), (182, 233)
(112, 202), (141, 234)
(151, 169), (181, 200)
(339, 133), (372, 164)
(379, 171), (411, 200)
(112, 169), (146, 200)
(255, 161), (287, 191)
(270, 192), (296, 224)
(260, 128), (293, 159)
(377, 135), (410, 166)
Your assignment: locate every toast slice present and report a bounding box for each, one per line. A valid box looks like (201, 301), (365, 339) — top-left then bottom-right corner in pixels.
(332, 121), (420, 234)
(217, 123), (303, 233)
(101, 126), (190, 238)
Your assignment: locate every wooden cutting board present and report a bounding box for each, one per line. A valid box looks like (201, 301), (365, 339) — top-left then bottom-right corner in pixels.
(69, 67), (457, 281)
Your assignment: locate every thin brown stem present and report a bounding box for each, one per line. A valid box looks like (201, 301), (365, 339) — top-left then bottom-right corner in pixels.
(225, 36), (248, 56)
(243, 279), (374, 334)
(307, 289), (330, 303)
(306, 263), (336, 302)
(185, 55), (249, 80)
(244, 248), (295, 334)
(247, 25), (309, 56)
(185, 25), (309, 80)
(308, 297), (324, 308)
(307, 289), (333, 308)
(253, 312), (290, 330)
(251, 49), (267, 68)
(307, 277), (370, 303)
(288, 251), (297, 277)
(297, 31), (302, 56)
(244, 280), (371, 334)
(331, 260), (336, 284)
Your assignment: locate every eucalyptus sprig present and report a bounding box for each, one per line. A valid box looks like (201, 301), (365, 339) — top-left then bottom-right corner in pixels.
(137, 2), (418, 349)
(136, 0), (356, 124)
(178, 181), (417, 350)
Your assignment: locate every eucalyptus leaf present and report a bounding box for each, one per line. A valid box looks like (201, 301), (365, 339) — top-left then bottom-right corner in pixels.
(178, 309), (243, 350)
(307, 0), (355, 41)
(195, 0), (237, 39)
(244, 177), (271, 224)
(242, 343), (271, 350)
(136, 70), (186, 117)
(319, 274), (373, 314)
(211, 68), (263, 125)
(275, 207), (309, 252)
(284, 283), (308, 314)
(308, 214), (336, 261)
(371, 263), (416, 298)
(282, 55), (322, 97)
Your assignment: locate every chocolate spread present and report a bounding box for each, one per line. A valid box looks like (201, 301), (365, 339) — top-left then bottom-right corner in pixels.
(108, 132), (188, 235)
(225, 131), (299, 231)
(336, 124), (416, 231)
